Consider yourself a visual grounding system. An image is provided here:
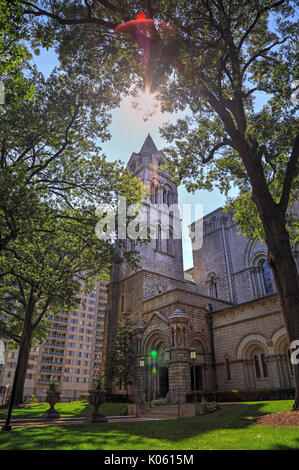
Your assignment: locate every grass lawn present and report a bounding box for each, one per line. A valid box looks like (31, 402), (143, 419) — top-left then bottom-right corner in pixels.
(0, 400), (298, 450)
(0, 401), (127, 419)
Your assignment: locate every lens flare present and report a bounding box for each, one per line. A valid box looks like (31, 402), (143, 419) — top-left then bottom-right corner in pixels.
(115, 13), (185, 94)
(131, 88), (159, 122)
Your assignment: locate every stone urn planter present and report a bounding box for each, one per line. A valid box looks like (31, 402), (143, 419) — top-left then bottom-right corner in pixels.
(86, 373), (107, 423)
(86, 389), (107, 423)
(42, 390), (61, 420)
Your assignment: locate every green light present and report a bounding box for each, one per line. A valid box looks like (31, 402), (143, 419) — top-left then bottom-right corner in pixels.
(150, 350), (157, 357)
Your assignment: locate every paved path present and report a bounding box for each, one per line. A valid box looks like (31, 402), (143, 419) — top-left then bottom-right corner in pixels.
(0, 415), (164, 429)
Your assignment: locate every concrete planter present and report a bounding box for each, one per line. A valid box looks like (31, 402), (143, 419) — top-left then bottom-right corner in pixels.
(42, 391), (61, 419)
(86, 390), (108, 423)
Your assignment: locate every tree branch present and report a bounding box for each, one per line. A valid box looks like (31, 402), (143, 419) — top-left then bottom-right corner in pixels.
(202, 138), (234, 163)
(22, 1), (118, 29)
(279, 132), (299, 213)
(242, 37), (289, 77)
(237, 0), (286, 51)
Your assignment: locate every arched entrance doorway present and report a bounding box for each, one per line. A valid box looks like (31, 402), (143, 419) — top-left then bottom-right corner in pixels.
(143, 333), (169, 401)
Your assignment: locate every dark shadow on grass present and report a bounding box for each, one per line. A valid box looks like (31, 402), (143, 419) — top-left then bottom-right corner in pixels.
(0, 402), (298, 450)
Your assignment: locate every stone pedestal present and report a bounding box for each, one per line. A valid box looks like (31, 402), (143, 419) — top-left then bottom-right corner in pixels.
(86, 390), (108, 423)
(42, 391), (61, 419)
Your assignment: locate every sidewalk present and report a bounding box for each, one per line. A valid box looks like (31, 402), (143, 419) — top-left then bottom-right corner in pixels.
(0, 415), (162, 428)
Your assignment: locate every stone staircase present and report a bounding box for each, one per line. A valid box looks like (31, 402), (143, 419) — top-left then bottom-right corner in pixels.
(139, 404), (178, 419)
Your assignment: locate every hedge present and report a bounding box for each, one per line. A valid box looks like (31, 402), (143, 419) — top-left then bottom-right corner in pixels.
(186, 387), (295, 403)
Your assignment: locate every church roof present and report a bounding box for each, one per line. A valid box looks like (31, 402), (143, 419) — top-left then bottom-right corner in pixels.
(139, 133), (158, 154)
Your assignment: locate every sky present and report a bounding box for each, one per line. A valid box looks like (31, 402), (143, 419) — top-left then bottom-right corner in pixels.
(32, 47), (232, 270)
(32, 45), (267, 270)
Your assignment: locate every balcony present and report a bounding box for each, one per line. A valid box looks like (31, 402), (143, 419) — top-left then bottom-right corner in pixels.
(48, 316), (68, 324)
(43, 341), (65, 349)
(42, 350), (64, 357)
(48, 333), (66, 340)
(37, 378), (61, 384)
(40, 359), (63, 366)
(39, 369), (62, 375)
(48, 324), (67, 332)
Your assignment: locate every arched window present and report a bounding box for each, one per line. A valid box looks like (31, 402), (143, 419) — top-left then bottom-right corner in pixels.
(156, 224), (162, 251)
(167, 227), (173, 255)
(254, 355), (261, 378)
(163, 188), (167, 204)
(261, 261), (273, 295)
(261, 354), (268, 377)
(210, 217), (216, 231)
(150, 180), (159, 204)
(208, 275), (218, 298)
(225, 358), (231, 380)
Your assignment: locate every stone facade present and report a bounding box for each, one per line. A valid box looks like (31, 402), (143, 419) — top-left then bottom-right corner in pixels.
(103, 134), (297, 402)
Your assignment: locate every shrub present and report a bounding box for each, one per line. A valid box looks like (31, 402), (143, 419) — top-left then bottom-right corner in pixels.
(29, 394), (38, 404)
(187, 387), (295, 403)
(150, 399), (166, 406)
(79, 393), (89, 401)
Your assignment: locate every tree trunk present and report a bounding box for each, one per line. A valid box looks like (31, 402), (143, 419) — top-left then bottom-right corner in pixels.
(236, 142), (299, 409)
(262, 214), (299, 409)
(13, 327), (33, 405)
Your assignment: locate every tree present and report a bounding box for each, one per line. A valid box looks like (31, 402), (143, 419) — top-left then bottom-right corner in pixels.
(105, 313), (136, 398)
(16, 0), (299, 409)
(0, 200), (139, 404)
(0, 40), (145, 404)
(156, 0), (299, 407)
(0, 0), (34, 102)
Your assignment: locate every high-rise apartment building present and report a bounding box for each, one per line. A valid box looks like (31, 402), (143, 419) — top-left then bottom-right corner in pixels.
(0, 278), (107, 401)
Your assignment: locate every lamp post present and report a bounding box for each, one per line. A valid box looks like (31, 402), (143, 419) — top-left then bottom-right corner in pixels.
(139, 356), (145, 402)
(190, 347), (197, 403)
(137, 357), (145, 417)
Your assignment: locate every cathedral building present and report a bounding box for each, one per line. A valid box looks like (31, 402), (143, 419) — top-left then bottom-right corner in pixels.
(103, 134), (298, 402)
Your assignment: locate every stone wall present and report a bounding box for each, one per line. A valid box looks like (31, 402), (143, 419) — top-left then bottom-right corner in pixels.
(212, 294), (294, 391)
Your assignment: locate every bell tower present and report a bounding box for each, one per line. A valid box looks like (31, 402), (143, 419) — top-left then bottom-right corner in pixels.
(120, 133), (184, 282)
(103, 134), (185, 394)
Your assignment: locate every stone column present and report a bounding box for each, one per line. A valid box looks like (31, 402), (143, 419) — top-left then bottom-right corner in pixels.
(167, 309), (190, 403)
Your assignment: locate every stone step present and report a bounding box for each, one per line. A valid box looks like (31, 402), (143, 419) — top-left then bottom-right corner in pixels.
(140, 406), (178, 418)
